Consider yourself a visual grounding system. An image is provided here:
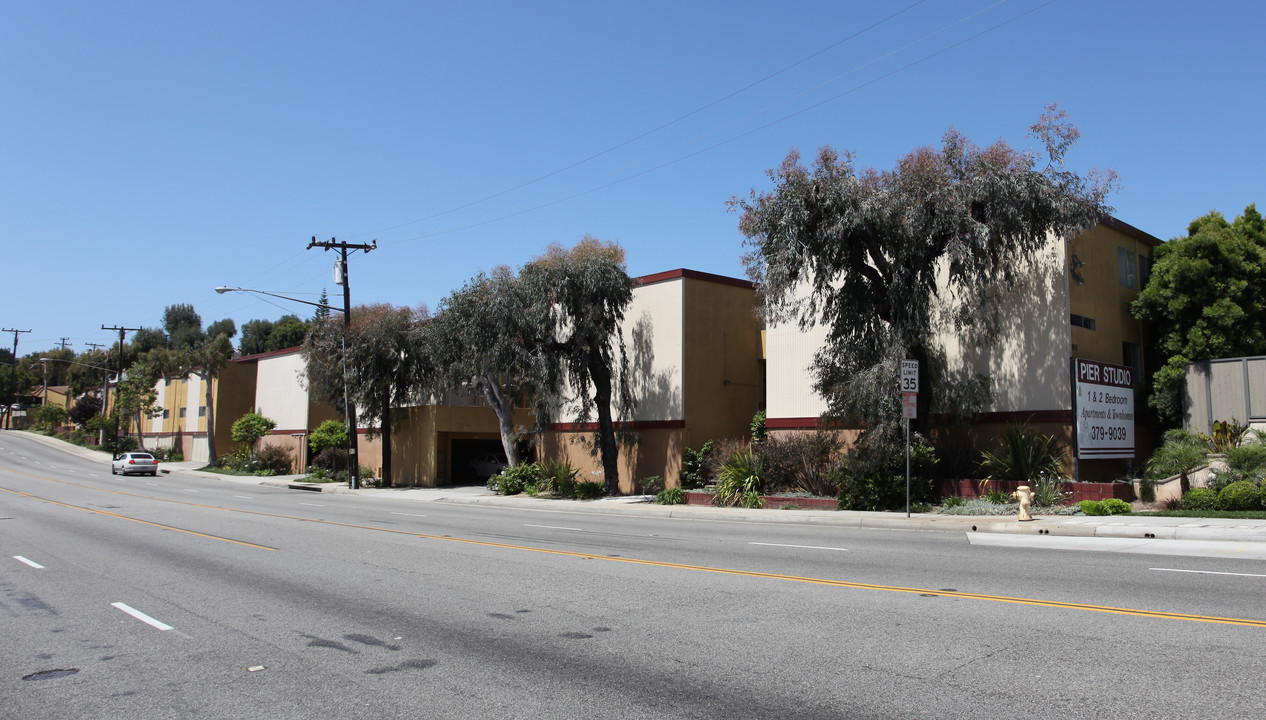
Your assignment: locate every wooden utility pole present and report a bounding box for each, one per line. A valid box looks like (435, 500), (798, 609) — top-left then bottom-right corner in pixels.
(306, 236), (376, 488)
(2, 328), (31, 429)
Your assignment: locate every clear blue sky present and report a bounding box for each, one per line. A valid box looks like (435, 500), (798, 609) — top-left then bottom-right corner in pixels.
(3, 0), (1262, 355)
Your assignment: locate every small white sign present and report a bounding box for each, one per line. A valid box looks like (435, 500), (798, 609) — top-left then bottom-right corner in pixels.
(901, 392), (917, 420)
(900, 360), (918, 393)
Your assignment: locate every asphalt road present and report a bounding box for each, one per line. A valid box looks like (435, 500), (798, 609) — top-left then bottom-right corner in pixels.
(3, 431), (1265, 719)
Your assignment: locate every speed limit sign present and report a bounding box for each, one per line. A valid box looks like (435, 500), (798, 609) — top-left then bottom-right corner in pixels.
(900, 360), (918, 393)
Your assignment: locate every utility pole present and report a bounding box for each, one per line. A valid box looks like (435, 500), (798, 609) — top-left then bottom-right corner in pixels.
(2, 328), (31, 429)
(102, 325), (142, 451)
(306, 236), (376, 488)
(57, 337), (73, 351)
(85, 341), (109, 445)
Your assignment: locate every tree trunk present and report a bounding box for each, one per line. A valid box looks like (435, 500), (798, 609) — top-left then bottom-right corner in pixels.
(134, 410), (146, 451)
(482, 374), (521, 467)
(589, 353), (620, 494)
(380, 395), (393, 487)
(203, 371), (217, 464)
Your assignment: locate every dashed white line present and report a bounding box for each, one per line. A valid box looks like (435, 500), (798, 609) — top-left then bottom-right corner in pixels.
(749, 542), (849, 552)
(299, 502), (325, 507)
(13, 556), (44, 569)
(391, 512), (428, 518)
(525, 524), (584, 531)
(184, 489), (200, 493)
(1151, 567), (1266, 578)
(234, 495), (253, 500)
(112, 602), (174, 631)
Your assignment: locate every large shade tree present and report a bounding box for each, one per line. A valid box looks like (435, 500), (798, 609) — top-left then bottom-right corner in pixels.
(304, 303), (430, 487)
(731, 105), (1113, 437)
(1131, 204), (1266, 425)
(428, 266), (545, 469)
(520, 237), (634, 494)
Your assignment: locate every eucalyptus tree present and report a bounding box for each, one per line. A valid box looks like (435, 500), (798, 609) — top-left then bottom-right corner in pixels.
(520, 237), (634, 494)
(428, 266), (544, 468)
(731, 105), (1112, 437)
(304, 303), (431, 487)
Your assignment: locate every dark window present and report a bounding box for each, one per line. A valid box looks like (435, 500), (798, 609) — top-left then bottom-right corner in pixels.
(198, 406), (206, 417)
(1122, 341), (1142, 382)
(1071, 314), (1097, 331)
(179, 407), (186, 418)
(1118, 246), (1138, 289)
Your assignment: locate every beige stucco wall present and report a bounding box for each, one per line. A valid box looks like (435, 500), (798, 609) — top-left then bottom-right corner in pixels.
(254, 352), (310, 431)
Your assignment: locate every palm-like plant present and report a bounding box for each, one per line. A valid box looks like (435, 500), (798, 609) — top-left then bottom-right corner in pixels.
(979, 423), (1067, 487)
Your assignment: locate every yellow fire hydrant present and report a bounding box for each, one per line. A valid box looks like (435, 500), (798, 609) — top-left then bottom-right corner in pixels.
(1012, 485), (1034, 522)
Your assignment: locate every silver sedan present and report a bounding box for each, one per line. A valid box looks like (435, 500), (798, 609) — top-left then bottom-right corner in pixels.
(111, 452), (159, 476)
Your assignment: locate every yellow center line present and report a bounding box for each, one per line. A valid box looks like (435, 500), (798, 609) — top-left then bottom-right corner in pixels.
(4, 467), (1265, 628)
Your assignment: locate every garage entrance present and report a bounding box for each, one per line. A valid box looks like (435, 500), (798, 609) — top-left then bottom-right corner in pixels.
(447, 436), (537, 485)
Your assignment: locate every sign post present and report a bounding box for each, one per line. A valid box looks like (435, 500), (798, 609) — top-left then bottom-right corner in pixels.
(900, 360), (918, 518)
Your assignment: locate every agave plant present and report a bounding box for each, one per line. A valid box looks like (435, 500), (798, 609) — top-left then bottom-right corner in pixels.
(978, 423), (1067, 488)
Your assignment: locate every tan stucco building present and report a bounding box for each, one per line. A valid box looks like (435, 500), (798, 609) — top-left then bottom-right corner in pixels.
(763, 218), (1162, 481)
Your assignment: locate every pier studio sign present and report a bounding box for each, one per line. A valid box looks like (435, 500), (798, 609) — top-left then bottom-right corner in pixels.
(1074, 358), (1134, 460)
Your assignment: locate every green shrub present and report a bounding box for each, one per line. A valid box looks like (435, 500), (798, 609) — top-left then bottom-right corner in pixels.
(680, 440), (715, 489)
(231, 412), (276, 449)
(1100, 498), (1132, 515)
(216, 447), (252, 471)
(1181, 487), (1219, 511)
(714, 448), (764, 506)
(1139, 477), (1156, 503)
(941, 495), (966, 509)
(738, 491), (763, 509)
(1079, 500), (1109, 516)
(312, 447), (348, 472)
(1214, 444), (1266, 489)
(780, 503), (801, 510)
(656, 487), (685, 505)
(309, 419), (348, 454)
(749, 410), (767, 443)
(491, 463), (544, 495)
(834, 431), (937, 511)
(33, 404), (70, 432)
(637, 476), (664, 495)
(573, 480), (605, 499)
(1218, 481), (1262, 511)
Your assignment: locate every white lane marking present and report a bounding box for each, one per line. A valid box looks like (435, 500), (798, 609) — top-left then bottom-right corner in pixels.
(391, 512), (428, 518)
(525, 524), (584, 531)
(967, 533), (1266, 560)
(299, 502), (324, 507)
(145, 482), (158, 486)
(112, 602), (174, 631)
(234, 495), (253, 500)
(1151, 567), (1266, 578)
(749, 542), (849, 552)
(14, 556), (45, 569)
(184, 489), (200, 493)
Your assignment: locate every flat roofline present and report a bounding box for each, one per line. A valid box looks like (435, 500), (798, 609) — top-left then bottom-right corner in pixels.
(1099, 216), (1163, 247)
(232, 346), (302, 363)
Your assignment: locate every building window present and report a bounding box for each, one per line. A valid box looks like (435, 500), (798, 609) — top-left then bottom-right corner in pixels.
(1122, 341), (1142, 382)
(1071, 313), (1097, 331)
(179, 407), (187, 418)
(1118, 246), (1138, 289)
(163, 409), (170, 419)
(198, 406), (206, 417)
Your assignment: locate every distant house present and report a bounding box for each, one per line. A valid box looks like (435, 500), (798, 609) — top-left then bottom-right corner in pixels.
(235, 347), (342, 473)
(763, 217), (1162, 481)
(142, 360), (256, 462)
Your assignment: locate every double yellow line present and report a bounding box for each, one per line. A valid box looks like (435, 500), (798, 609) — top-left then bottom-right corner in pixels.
(4, 468), (1265, 628)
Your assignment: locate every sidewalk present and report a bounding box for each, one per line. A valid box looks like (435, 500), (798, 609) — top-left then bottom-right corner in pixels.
(17, 432), (1266, 545)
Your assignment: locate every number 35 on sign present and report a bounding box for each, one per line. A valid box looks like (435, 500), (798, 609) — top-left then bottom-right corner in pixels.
(900, 360), (918, 392)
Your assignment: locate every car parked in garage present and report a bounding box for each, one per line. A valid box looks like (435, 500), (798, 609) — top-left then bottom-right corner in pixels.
(467, 453), (507, 479)
(112, 451), (159, 476)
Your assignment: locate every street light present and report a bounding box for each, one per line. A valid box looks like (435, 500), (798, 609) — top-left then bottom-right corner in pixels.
(215, 286), (360, 488)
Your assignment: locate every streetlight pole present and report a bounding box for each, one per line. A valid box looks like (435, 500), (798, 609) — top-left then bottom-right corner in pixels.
(214, 285), (358, 488)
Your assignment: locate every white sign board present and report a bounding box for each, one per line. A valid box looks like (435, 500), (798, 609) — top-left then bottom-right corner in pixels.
(1074, 358), (1134, 460)
(901, 392), (917, 419)
(900, 360), (918, 393)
